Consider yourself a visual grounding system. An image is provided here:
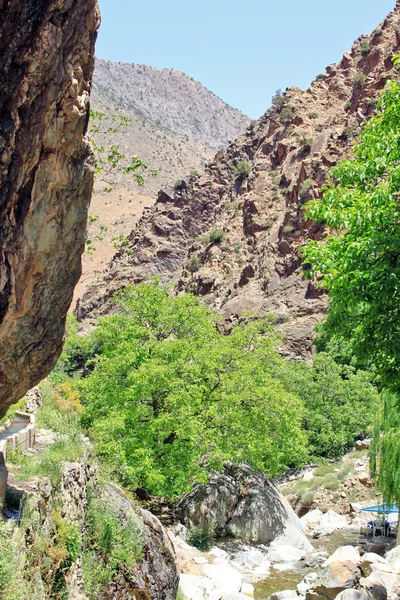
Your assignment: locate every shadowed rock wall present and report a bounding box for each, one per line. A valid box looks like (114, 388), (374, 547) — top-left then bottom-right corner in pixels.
(0, 0), (100, 416)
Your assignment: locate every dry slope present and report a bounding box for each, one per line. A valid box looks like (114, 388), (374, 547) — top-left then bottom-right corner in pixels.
(78, 3), (400, 356)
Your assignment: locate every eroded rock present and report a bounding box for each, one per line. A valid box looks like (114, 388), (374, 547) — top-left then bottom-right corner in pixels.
(0, 0), (99, 416)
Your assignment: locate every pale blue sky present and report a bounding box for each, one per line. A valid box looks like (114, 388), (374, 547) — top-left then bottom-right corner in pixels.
(96, 0), (395, 119)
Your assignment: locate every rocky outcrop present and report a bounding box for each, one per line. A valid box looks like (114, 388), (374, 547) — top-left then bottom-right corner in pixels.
(77, 4), (400, 357)
(177, 462), (313, 551)
(99, 483), (179, 600)
(0, 0), (100, 416)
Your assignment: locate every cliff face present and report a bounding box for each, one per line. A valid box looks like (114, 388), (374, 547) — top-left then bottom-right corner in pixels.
(0, 0), (100, 416)
(77, 4), (400, 356)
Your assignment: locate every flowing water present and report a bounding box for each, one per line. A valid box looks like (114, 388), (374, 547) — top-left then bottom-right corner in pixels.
(254, 530), (364, 599)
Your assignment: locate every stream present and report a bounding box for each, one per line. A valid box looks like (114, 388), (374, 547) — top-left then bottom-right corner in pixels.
(254, 529), (364, 599)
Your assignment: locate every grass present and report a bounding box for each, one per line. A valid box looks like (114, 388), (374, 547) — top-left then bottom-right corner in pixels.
(188, 527), (214, 552)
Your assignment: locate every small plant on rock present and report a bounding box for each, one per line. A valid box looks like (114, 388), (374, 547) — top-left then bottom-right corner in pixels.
(373, 29), (383, 37)
(234, 161), (251, 181)
(279, 107), (295, 124)
(315, 73), (325, 81)
(188, 527), (214, 552)
(187, 253), (201, 273)
(361, 41), (371, 56)
(272, 89), (285, 108)
(208, 229), (225, 244)
(353, 72), (366, 89)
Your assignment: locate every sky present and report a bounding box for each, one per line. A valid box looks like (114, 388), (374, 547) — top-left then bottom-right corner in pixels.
(96, 0), (395, 119)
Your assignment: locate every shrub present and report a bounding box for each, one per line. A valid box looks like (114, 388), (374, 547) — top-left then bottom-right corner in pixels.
(315, 73), (325, 81)
(208, 229), (225, 244)
(373, 29), (383, 37)
(344, 101), (351, 111)
(353, 72), (366, 89)
(366, 98), (377, 109)
(308, 111), (318, 119)
(279, 107), (294, 124)
(174, 179), (185, 191)
(234, 161), (251, 181)
(342, 127), (353, 141)
(188, 527), (214, 552)
(300, 137), (313, 152)
(272, 89), (285, 108)
(298, 178), (315, 200)
(187, 253), (201, 273)
(361, 42), (371, 56)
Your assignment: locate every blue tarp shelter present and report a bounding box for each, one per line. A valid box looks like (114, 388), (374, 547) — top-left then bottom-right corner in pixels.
(361, 504), (398, 514)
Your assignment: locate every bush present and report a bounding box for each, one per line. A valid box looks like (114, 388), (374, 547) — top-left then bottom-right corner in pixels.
(308, 111), (318, 119)
(373, 29), (383, 37)
(208, 229), (225, 244)
(366, 98), (377, 109)
(174, 179), (185, 191)
(353, 72), (366, 89)
(272, 89), (285, 108)
(361, 42), (371, 56)
(279, 107), (294, 124)
(187, 253), (201, 273)
(188, 527), (214, 552)
(315, 73), (325, 81)
(234, 161), (251, 181)
(344, 101), (351, 111)
(298, 178), (315, 200)
(300, 137), (313, 152)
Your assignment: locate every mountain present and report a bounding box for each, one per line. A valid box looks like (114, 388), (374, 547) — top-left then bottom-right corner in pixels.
(91, 59), (251, 195)
(77, 4), (400, 356)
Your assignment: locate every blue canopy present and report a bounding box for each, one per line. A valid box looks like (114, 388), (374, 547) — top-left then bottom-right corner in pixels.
(361, 504), (398, 514)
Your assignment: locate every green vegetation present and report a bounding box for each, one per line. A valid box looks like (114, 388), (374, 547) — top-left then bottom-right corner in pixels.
(272, 89), (285, 108)
(361, 41), (371, 56)
(279, 106), (295, 124)
(315, 73), (325, 81)
(373, 29), (383, 37)
(52, 281), (379, 500)
(188, 527), (214, 551)
(303, 75), (400, 511)
(298, 178), (315, 200)
(187, 253), (202, 273)
(308, 111), (318, 119)
(352, 72), (366, 89)
(344, 101), (352, 111)
(208, 228), (225, 244)
(234, 161), (251, 181)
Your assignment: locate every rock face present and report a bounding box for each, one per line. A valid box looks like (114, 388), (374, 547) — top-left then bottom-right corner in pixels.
(100, 483), (179, 600)
(177, 462), (312, 551)
(77, 5), (400, 357)
(0, 0), (99, 416)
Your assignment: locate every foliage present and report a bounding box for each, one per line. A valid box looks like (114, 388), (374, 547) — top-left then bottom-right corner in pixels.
(302, 80), (400, 393)
(75, 282), (307, 498)
(344, 101), (351, 111)
(89, 110), (156, 192)
(308, 111), (318, 119)
(275, 353), (380, 459)
(208, 229), (225, 244)
(300, 137), (313, 152)
(82, 494), (142, 598)
(298, 178), (315, 200)
(0, 520), (28, 600)
(187, 253), (202, 273)
(352, 72), (366, 89)
(188, 527), (214, 551)
(370, 392), (400, 504)
(234, 161), (251, 181)
(174, 179), (185, 190)
(373, 29), (383, 37)
(279, 106), (294, 124)
(361, 41), (371, 56)
(315, 73), (325, 81)
(272, 89), (285, 108)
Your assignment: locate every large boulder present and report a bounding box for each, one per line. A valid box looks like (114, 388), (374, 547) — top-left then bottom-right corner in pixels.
(323, 546), (361, 566)
(306, 562), (361, 600)
(0, 0), (99, 416)
(177, 462), (313, 551)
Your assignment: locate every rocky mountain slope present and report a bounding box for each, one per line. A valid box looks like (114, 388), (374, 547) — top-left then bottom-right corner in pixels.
(0, 0), (99, 416)
(91, 59), (251, 195)
(78, 4), (400, 356)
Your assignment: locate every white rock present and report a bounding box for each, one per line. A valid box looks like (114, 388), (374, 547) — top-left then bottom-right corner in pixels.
(370, 562), (396, 574)
(231, 546), (268, 571)
(389, 559), (400, 574)
(241, 581), (254, 597)
(222, 594), (250, 600)
(179, 574), (222, 600)
(360, 571), (400, 600)
(193, 556), (209, 564)
(267, 591), (299, 600)
(268, 544), (306, 564)
(335, 590), (369, 600)
(323, 545), (361, 566)
(300, 509), (323, 534)
(203, 564), (243, 595)
(313, 510), (347, 537)
(273, 563), (295, 571)
(361, 552), (387, 565)
(303, 471), (314, 482)
(210, 546), (229, 561)
(252, 560), (272, 578)
(297, 572), (318, 595)
(386, 545), (400, 564)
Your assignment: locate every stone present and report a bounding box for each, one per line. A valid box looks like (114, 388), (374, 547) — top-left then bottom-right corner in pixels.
(312, 510), (348, 538)
(360, 571), (399, 600)
(323, 545), (361, 566)
(241, 582), (255, 596)
(178, 463), (312, 550)
(297, 572), (319, 595)
(193, 556), (209, 564)
(268, 591), (299, 600)
(0, 0), (99, 416)
(179, 574), (222, 600)
(301, 509), (324, 534)
(203, 564), (243, 595)
(303, 472), (314, 482)
(335, 591), (369, 600)
(355, 439), (371, 451)
(358, 473), (371, 485)
(306, 562), (361, 600)
(268, 545), (306, 564)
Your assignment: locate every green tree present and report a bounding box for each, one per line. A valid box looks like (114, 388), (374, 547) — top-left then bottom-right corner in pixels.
(77, 282), (307, 498)
(303, 80), (400, 393)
